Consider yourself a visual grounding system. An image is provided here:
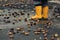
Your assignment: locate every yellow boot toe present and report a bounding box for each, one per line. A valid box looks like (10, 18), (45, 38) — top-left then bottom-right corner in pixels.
(31, 15), (42, 19)
(31, 15), (38, 19)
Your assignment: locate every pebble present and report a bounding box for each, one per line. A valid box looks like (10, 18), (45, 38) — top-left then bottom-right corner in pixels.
(20, 27), (24, 31)
(33, 22), (36, 25)
(12, 22), (15, 24)
(24, 18), (28, 22)
(37, 28), (41, 32)
(17, 27), (21, 31)
(54, 33), (58, 37)
(24, 32), (29, 36)
(45, 30), (48, 33)
(9, 34), (14, 39)
(28, 28), (31, 32)
(27, 23), (31, 27)
(44, 33), (47, 37)
(47, 21), (51, 26)
(8, 32), (13, 35)
(34, 31), (40, 35)
(51, 35), (55, 40)
(51, 37), (54, 40)
(21, 31), (25, 34)
(10, 28), (14, 31)
(19, 18), (21, 21)
(44, 37), (48, 40)
(57, 38), (60, 40)
(20, 12), (25, 15)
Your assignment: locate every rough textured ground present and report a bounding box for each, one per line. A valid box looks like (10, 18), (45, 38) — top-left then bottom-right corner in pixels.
(0, 6), (60, 40)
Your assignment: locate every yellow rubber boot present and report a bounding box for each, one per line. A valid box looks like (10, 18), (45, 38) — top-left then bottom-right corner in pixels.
(43, 6), (48, 19)
(31, 6), (42, 19)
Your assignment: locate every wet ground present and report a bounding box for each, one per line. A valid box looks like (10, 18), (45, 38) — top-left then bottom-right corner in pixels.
(0, 7), (60, 40)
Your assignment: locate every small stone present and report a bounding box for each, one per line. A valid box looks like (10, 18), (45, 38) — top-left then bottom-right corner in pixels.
(20, 12), (25, 15)
(20, 27), (24, 31)
(10, 28), (14, 31)
(12, 22), (15, 24)
(17, 28), (21, 31)
(28, 28), (31, 32)
(19, 19), (21, 21)
(51, 36), (54, 40)
(33, 22), (36, 25)
(45, 30), (48, 33)
(51, 35), (55, 40)
(44, 33), (47, 37)
(42, 31), (46, 34)
(54, 33), (58, 37)
(44, 37), (48, 40)
(24, 18), (27, 22)
(37, 28), (41, 32)
(9, 35), (14, 39)
(8, 32), (13, 35)
(24, 32), (29, 36)
(21, 31), (25, 34)
(34, 31), (40, 35)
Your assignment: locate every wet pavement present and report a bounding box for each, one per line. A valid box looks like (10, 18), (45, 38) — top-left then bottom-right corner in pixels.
(0, 7), (60, 40)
